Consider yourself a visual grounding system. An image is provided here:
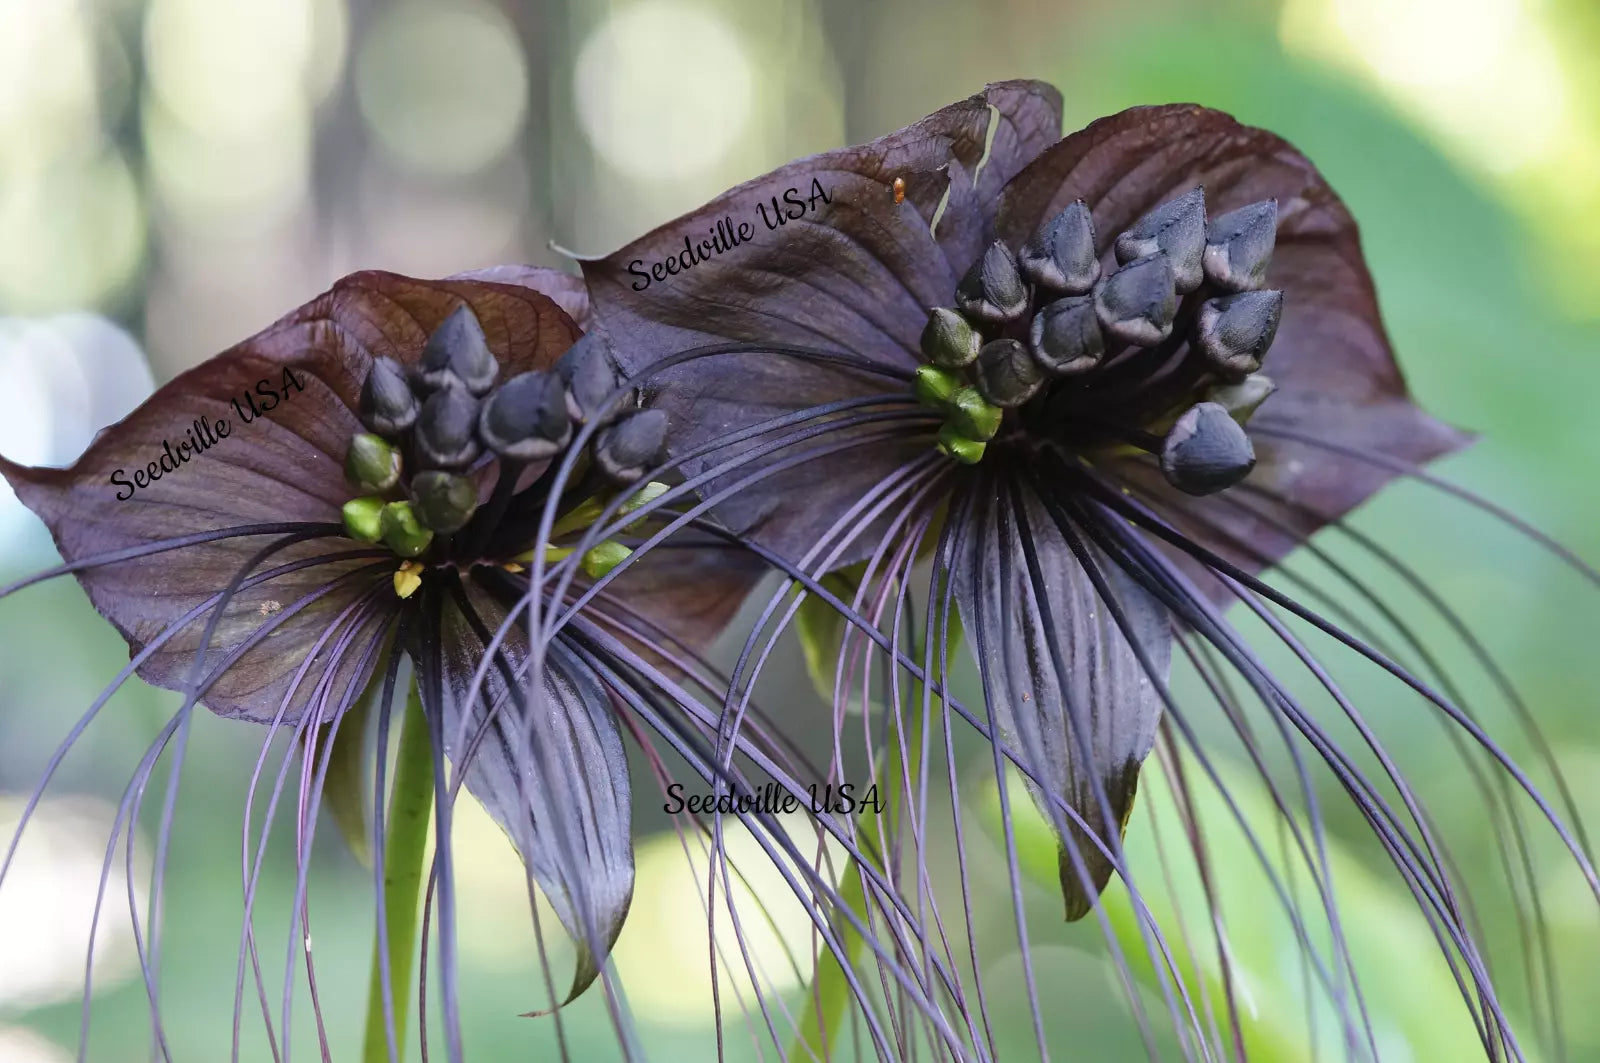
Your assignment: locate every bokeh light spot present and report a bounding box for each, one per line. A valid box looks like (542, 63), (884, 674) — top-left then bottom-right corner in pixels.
(613, 819), (832, 1024)
(0, 147), (144, 312)
(0, 0), (101, 170)
(143, 92), (313, 230)
(144, 0), (319, 136)
(0, 313), (151, 541)
(575, 1), (754, 181)
(355, 0), (528, 179)
(0, 797), (148, 1010)
(0, 1027), (69, 1063)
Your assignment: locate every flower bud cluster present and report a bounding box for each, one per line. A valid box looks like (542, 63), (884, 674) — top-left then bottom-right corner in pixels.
(916, 188), (1282, 494)
(340, 306), (668, 581)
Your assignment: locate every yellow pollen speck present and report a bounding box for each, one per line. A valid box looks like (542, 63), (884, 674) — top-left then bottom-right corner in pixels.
(502, 561), (526, 574)
(393, 561), (425, 599)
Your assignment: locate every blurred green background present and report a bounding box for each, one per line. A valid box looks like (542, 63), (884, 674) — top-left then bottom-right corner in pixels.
(1, 0), (1598, 1059)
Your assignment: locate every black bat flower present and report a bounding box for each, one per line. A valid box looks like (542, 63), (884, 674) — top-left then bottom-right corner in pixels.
(579, 83), (1599, 1058)
(0, 268), (768, 1058)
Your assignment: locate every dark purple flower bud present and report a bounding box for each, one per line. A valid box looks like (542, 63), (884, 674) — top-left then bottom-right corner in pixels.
(360, 356), (419, 436)
(975, 337), (1044, 408)
(956, 241), (1029, 325)
(1018, 200), (1099, 295)
(1204, 199), (1277, 291)
(1195, 289), (1283, 379)
(1160, 401), (1257, 495)
(595, 408), (667, 484)
(1114, 187), (1206, 294)
(411, 470), (479, 534)
(1028, 296), (1105, 376)
(558, 332), (632, 426)
(478, 371), (572, 462)
(919, 307), (981, 368)
(418, 305), (498, 395)
(415, 386), (481, 469)
(1094, 253), (1177, 347)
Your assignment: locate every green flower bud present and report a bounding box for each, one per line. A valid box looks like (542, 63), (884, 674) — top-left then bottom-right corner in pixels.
(341, 496), (386, 543)
(411, 470), (478, 534)
(919, 307), (981, 368)
(948, 387), (1002, 441)
(936, 423), (987, 465)
(344, 433), (401, 493)
(914, 364), (962, 408)
(379, 501), (434, 558)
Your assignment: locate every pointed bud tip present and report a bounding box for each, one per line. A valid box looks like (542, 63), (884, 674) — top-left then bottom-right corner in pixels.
(1115, 187), (1205, 293)
(1019, 200), (1099, 295)
(420, 305), (497, 395)
(1203, 199), (1277, 291)
(955, 241), (1029, 324)
(919, 307), (981, 368)
(360, 357), (419, 436)
(559, 333), (631, 426)
(1094, 254), (1177, 347)
(1195, 290), (1283, 378)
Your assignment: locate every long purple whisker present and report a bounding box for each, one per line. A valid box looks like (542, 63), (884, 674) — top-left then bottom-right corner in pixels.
(0, 521), (346, 599)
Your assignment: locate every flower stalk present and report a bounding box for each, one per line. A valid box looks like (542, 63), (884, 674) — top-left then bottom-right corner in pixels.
(364, 681), (434, 1063)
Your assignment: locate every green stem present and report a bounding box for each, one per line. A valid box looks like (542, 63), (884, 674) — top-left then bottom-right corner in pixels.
(789, 630), (933, 1058)
(363, 682), (434, 1063)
